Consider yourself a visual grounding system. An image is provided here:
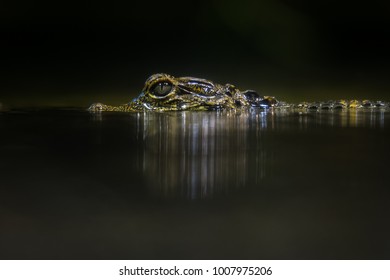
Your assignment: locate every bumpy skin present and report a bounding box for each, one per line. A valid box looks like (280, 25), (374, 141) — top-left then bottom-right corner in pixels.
(88, 73), (388, 112)
(88, 73), (278, 112)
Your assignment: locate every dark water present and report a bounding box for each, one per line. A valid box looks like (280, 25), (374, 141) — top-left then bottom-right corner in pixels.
(0, 108), (389, 259)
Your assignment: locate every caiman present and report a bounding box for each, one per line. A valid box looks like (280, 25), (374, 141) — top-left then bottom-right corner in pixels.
(88, 73), (389, 112)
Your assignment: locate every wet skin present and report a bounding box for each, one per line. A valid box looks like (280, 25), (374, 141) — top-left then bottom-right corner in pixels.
(88, 73), (389, 112)
(88, 73), (278, 112)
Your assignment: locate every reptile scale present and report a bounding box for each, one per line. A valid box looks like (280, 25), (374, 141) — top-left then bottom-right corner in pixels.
(88, 73), (389, 112)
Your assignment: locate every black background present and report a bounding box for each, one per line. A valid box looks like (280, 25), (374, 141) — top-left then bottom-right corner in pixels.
(1, 0), (390, 106)
(1, 1), (390, 260)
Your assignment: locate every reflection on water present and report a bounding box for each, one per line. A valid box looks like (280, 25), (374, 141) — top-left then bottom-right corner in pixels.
(131, 109), (387, 199)
(310, 110), (386, 129)
(1, 108), (389, 259)
(134, 110), (269, 199)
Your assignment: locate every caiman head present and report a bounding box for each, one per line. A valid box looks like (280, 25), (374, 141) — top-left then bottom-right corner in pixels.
(88, 73), (276, 112)
(134, 73), (244, 111)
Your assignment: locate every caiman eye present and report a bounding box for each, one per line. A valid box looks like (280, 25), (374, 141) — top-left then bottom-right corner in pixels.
(151, 81), (172, 97)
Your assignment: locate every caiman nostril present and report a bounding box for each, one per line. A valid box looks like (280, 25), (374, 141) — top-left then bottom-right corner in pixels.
(88, 74), (390, 112)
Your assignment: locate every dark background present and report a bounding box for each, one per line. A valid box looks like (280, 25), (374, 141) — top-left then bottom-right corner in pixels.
(1, 1), (390, 260)
(1, 0), (390, 107)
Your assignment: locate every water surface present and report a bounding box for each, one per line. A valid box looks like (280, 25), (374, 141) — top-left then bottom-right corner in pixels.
(0, 108), (389, 259)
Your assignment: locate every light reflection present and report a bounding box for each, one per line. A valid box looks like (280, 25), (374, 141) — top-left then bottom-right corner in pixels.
(314, 109), (387, 129)
(127, 109), (387, 199)
(134, 110), (270, 199)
